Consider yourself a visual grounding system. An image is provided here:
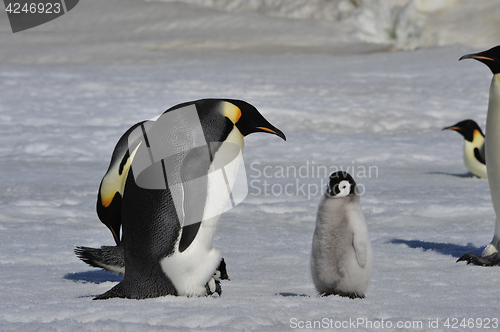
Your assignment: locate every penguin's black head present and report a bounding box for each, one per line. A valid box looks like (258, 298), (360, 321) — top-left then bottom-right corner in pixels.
(460, 45), (500, 75)
(326, 171), (356, 198)
(223, 99), (286, 141)
(442, 119), (484, 142)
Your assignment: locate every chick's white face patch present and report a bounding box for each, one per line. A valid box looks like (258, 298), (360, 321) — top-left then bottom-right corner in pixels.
(335, 180), (352, 198)
(326, 179), (352, 198)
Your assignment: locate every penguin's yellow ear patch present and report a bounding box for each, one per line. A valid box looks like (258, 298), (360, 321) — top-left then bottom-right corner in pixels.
(221, 101), (242, 124)
(473, 129), (482, 141)
(100, 143), (141, 207)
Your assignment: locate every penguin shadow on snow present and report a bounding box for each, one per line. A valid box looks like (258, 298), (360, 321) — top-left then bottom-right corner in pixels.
(425, 171), (478, 179)
(64, 270), (123, 284)
(388, 239), (484, 258)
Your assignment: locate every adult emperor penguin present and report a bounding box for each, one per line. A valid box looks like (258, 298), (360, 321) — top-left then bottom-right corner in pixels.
(311, 171), (372, 298)
(457, 46), (500, 266)
(442, 119), (487, 178)
(75, 99), (286, 299)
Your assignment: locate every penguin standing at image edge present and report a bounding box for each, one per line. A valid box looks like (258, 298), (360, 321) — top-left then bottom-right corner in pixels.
(75, 98), (286, 299)
(457, 46), (500, 266)
(311, 171), (372, 298)
(442, 119), (486, 178)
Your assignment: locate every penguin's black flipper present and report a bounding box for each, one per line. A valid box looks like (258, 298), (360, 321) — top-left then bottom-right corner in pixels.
(474, 147), (486, 165)
(178, 144), (212, 253)
(75, 246), (125, 275)
(456, 252), (500, 266)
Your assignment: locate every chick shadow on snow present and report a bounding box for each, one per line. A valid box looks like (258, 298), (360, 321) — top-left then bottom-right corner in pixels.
(276, 292), (310, 297)
(388, 239), (484, 258)
(64, 270), (123, 284)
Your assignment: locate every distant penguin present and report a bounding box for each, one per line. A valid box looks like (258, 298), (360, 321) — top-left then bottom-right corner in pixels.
(457, 46), (500, 266)
(75, 99), (286, 299)
(443, 119), (486, 178)
(311, 171), (372, 298)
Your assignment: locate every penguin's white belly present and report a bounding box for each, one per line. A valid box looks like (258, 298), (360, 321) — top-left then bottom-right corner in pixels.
(485, 75), (500, 255)
(160, 127), (245, 296)
(313, 244), (369, 295)
(463, 141), (487, 178)
(160, 240), (221, 296)
(333, 213), (371, 294)
(336, 247), (370, 294)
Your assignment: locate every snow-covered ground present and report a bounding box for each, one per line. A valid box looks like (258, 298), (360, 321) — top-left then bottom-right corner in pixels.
(1, 0), (500, 331)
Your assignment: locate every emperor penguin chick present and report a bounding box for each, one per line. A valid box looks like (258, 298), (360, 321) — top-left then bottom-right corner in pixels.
(442, 119), (486, 178)
(311, 171), (372, 299)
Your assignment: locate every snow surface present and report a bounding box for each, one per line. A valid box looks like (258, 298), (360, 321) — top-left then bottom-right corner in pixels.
(1, 0), (500, 331)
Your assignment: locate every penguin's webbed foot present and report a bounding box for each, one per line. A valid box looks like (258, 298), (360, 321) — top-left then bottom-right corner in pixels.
(456, 252), (500, 266)
(346, 292), (365, 299)
(318, 291), (365, 299)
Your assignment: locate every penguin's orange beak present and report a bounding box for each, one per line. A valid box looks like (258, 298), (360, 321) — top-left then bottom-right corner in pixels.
(256, 126), (286, 139)
(260, 126), (286, 140)
(460, 54), (494, 62)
